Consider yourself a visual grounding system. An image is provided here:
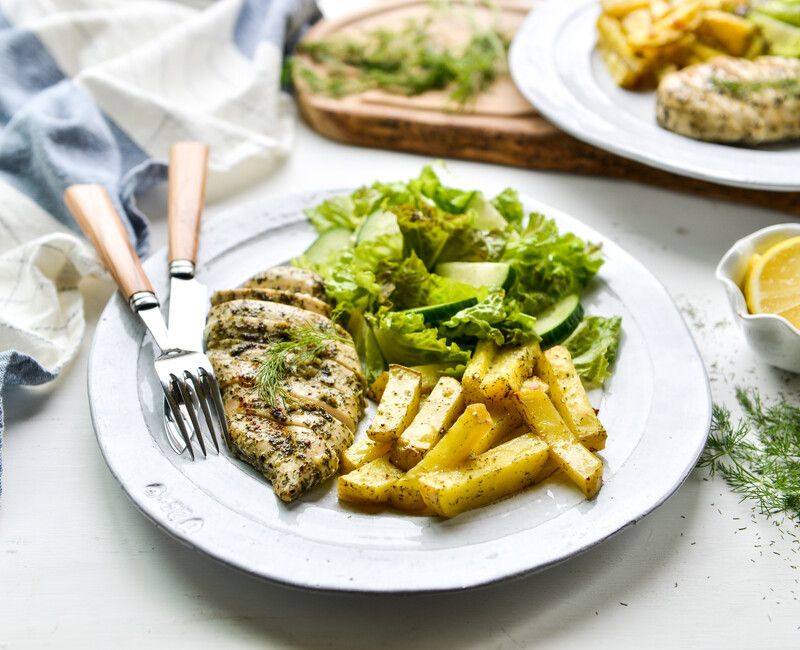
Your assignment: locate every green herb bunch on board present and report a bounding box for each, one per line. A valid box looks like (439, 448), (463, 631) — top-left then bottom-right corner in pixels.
(289, 11), (510, 107)
(699, 388), (800, 520)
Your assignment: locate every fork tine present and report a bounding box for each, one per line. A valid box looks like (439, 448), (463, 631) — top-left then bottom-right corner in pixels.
(186, 370), (219, 453)
(164, 378), (195, 460)
(174, 374), (207, 457)
(199, 367), (229, 449)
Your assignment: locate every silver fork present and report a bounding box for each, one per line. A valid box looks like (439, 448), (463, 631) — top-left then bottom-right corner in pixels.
(64, 184), (228, 459)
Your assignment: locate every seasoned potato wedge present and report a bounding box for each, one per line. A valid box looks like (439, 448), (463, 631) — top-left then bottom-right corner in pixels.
(461, 340), (497, 403)
(417, 435), (550, 517)
(697, 9), (756, 56)
(470, 403), (522, 455)
(391, 376), (464, 470)
(536, 346), (607, 452)
(390, 404), (493, 512)
(368, 372), (389, 402)
(367, 365), (421, 442)
(602, 0), (651, 17)
(389, 475), (429, 512)
(515, 386), (603, 499)
(534, 455), (561, 484)
(342, 434), (392, 473)
(338, 457), (404, 505)
(598, 14), (653, 88)
(370, 363), (452, 401)
(598, 0), (764, 89)
(410, 404), (492, 474)
(479, 341), (541, 402)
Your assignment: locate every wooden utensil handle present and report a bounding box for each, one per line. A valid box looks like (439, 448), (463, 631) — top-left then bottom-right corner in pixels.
(64, 184), (154, 300)
(168, 141), (209, 264)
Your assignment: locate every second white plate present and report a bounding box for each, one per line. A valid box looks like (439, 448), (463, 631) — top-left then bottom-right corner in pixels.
(509, 0), (800, 192)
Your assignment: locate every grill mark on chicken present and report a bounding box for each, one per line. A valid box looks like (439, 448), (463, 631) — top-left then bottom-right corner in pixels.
(211, 288), (331, 317)
(206, 331), (363, 382)
(210, 349), (363, 431)
(222, 384), (353, 450)
(656, 56), (800, 144)
(242, 267), (327, 300)
(226, 413), (339, 501)
(205, 300), (348, 348)
(206, 266), (365, 502)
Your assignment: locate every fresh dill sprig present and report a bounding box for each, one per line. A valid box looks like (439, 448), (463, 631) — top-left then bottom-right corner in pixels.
(698, 388), (800, 519)
(710, 76), (800, 98)
(292, 13), (510, 107)
(255, 325), (348, 410)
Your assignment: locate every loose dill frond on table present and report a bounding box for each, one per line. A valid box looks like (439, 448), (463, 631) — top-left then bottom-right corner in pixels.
(255, 325), (348, 410)
(698, 388), (800, 520)
(710, 76), (800, 98)
(292, 14), (510, 106)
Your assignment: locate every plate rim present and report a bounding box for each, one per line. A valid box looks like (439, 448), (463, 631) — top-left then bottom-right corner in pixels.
(508, 0), (800, 193)
(87, 187), (712, 593)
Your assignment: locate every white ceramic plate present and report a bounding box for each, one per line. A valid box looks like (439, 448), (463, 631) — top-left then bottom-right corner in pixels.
(509, 0), (800, 192)
(87, 187), (710, 593)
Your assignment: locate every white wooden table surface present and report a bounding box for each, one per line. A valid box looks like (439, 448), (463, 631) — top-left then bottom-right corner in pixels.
(3, 3), (800, 648)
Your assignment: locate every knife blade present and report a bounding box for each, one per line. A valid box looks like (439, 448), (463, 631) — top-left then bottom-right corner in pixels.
(167, 141), (209, 352)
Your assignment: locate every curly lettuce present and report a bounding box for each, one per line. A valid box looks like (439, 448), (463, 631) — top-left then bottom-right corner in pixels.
(562, 316), (622, 388)
(368, 310), (471, 368)
(439, 290), (538, 346)
(503, 213), (604, 314)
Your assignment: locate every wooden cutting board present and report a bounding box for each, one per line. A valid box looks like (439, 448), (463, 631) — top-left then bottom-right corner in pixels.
(295, 0), (800, 216)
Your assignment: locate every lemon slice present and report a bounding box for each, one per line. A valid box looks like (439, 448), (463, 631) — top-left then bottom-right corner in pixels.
(744, 235), (800, 328)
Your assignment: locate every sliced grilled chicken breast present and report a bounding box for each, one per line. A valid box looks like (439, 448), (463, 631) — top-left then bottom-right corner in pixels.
(225, 413), (340, 501)
(210, 288), (331, 317)
(206, 266), (365, 502)
(210, 349), (363, 431)
(242, 266), (327, 300)
(206, 331), (363, 382)
(656, 56), (800, 144)
(222, 384), (353, 450)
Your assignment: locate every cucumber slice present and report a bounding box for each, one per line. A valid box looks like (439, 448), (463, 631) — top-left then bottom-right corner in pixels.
(469, 194), (507, 231)
(534, 294), (584, 346)
(356, 210), (400, 243)
(435, 262), (515, 291)
(749, 11), (800, 55)
(302, 228), (352, 266)
(404, 298), (478, 323)
(347, 311), (385, 383)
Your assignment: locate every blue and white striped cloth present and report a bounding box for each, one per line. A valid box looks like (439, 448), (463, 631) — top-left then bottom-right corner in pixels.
(0, 0), (320, 494)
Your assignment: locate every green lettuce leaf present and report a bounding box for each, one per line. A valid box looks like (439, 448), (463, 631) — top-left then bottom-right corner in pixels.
(491, 188), (525, 231)
(503, 213), (604, 314)
(313, 230), (403, 319)
(347, 311), (386, 384)
(562, 316), (622, 388)
(439, 290), (538, 345)
(407, 165), (476, 213)
(369, 309), (471, 367)
(393, 203), (470, 268)
(304, 195), (362, 233)
(375, 252), (481, 311)
(436, 227), (507, 263)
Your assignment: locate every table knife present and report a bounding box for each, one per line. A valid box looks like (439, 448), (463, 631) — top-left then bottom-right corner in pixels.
(167, 141), (209, 352)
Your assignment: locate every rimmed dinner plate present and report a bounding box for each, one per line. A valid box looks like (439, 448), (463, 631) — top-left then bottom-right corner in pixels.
(509, 0), (800, 192)
(87, 186), (710, 593)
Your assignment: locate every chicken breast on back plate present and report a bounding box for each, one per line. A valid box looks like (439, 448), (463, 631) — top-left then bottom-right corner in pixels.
(656, 56), (800, 145)
(206, 266), (366, 502)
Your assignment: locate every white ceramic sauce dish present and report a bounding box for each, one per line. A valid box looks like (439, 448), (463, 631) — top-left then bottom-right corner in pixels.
(716, 224), (800, 374)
